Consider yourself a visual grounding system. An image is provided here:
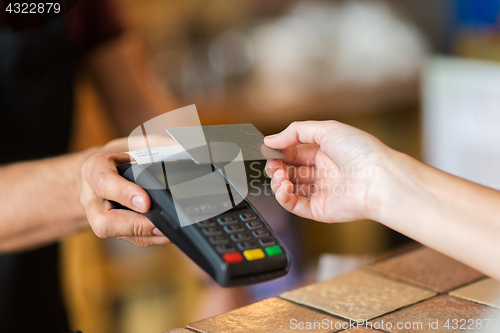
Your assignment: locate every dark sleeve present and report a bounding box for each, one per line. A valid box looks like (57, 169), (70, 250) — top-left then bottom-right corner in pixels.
(0, 5), (8, 26)
(65, 0), (127, 55)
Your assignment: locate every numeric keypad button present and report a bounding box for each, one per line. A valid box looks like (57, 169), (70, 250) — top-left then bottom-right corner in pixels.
(216, 244), (236, 253)
(217, 216), (238, 225)
(252, 229), (269, 238)
(237, 241), (258, 251)
(230, 233), (250, 242)
(240, 212), (256, 221)
(202, 227), (222, 236)
(224, 224), (244, 233)
(246, 221), (263, 229)
(208, 235), (229, 244)
(258, 237), (276, 246)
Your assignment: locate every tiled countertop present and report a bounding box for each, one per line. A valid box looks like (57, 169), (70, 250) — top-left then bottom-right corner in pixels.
(165, 247), (500, 332)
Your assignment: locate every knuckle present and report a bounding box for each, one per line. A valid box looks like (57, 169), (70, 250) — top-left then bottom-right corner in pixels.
(81, 157), (95, 182)
(80, 181), (94, 207)
(82, 151), (107, 173)
(81, 158), (90, 175)
(135, 238), (152, 248)
(326, 120), (338, 128)
(79, 193), (87, 207)
(133, 221), (148, 237)
(90, 216), (109, 239)
(92, 171), (108, 198)
(98, 170), (120, 200)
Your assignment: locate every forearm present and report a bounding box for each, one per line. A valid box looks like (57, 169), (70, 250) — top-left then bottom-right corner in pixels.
(0, 218), (88, 252)
(373, 150), (500, 279)
(0, 149), (97, 252)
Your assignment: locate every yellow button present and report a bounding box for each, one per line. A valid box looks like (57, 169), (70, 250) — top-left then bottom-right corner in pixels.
(243, 249), (265, 261)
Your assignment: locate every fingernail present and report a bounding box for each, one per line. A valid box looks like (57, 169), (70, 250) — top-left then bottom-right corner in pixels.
(265, 134), (278, 140)
(153, 227), (163, 236)
(132, 195), (146, 211)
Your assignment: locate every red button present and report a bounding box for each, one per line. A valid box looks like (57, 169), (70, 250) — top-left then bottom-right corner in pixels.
(223, 252), (244, 264)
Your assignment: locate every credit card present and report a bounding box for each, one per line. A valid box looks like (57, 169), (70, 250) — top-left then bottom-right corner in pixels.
(166, 124), (284, 164)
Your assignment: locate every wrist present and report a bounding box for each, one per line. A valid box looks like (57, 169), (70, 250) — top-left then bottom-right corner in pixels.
(364, 148), (416, 226)
(66, 147), (102, 209)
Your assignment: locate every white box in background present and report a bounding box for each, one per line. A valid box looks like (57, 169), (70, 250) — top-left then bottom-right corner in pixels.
(423, 57), (500, 189)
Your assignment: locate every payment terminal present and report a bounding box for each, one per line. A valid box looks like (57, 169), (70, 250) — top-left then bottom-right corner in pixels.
(116, 160), (291, 287)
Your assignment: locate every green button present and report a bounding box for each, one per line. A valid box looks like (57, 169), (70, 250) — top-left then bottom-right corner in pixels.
(265, 245), (282, 256)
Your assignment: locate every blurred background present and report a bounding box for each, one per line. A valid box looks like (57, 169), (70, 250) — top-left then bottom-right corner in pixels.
(65, 0), (500, 332)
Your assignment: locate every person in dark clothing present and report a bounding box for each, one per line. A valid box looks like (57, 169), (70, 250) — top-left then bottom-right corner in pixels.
(0, 1), (173, 331)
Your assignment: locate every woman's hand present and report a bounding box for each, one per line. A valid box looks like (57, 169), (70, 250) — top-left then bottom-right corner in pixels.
(266, 121), (500, 280)
(265, 121), (391, 223)
(80, 138), (170, 247)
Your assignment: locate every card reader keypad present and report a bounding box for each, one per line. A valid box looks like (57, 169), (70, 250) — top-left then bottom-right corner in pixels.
(196, 210), (283, 263)
(208, 235), (229, 244)
(202, 227), (222, 236)
(117, 161), (290, 287)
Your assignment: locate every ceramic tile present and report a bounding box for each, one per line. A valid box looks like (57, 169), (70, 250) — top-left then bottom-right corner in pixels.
(371, 295), (500, 333)
(372, 242), (422, 263)
(280, 270), (435, 321)
(450, 278), (500, 309)
(188, 297), (343, 333)
(367, 247), (484, 292)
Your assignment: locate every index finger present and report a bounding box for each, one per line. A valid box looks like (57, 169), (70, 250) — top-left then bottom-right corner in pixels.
(279, 143), (320, 166)
(264, 121), (339, 149)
